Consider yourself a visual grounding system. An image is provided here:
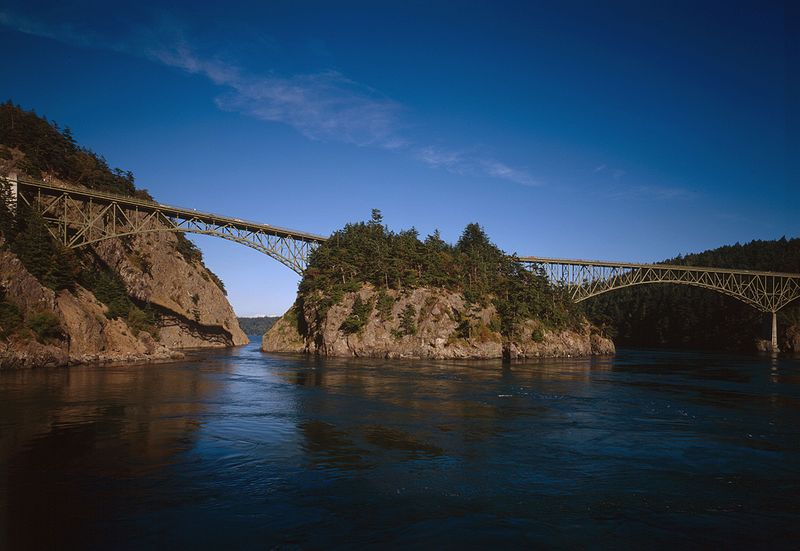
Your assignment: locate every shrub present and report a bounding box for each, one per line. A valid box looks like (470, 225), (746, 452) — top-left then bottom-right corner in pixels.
(452, 309), (471, 339)
(205, 268), (227, 295)
(376, 289), (394, 321)
(126, 305), (159, 338)
(26, 311), (62, 342)
(473, 321), (499, 342)
(81, 269), (132, 319)
(176, 234), (203, 263)
(399, 304), (417, 336)
(340, 295), (373, 334)
(0, 300), (22, 337)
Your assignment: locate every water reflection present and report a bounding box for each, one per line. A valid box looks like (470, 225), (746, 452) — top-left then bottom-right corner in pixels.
(0, 361), (224, 549)
(1, 345), (799, 548)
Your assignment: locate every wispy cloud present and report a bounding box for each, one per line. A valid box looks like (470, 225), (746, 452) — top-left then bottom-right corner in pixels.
(414, 146), (540, 186)
(602, 182), (697, 201)
(0, 10), (538, 187)
(594, 164), (626, 180)
(593, 162), (692, 201)
(152, 40), (404, 147)
(0, 11), (90, 47)
(630, 184), (695, 200)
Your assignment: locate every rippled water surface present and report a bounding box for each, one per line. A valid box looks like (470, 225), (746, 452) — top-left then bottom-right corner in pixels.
(1, 343), (799, 549)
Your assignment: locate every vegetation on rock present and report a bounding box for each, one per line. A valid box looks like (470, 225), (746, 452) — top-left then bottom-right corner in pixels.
(26, 311), (63, 343)
(0, 291), (22, 338)
(297, 210), (582, 339)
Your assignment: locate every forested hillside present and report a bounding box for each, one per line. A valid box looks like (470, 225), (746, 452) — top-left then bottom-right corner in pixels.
(237, 316), (280, 336)
(0, 101), (141, 196)
(584, 238), (800, 351)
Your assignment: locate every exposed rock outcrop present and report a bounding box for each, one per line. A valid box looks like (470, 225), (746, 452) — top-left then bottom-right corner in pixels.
(0, 229), (247, 368)
(786, 325), (800, 353)
(91, 231), (247, 348)
(262, 285), (614, 360)
(0, 184), (247, 369)
(0, 245), (182, 367)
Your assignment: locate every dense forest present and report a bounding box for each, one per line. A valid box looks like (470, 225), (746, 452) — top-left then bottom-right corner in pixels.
(0, 102), (223, 340)
(0, 101), (142, 197)
(299, 210), (583, 338)
(584, 238), (800, 350)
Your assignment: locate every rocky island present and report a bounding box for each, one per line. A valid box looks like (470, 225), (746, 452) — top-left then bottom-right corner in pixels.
(0, 102), (247, 368)
(264, 211), (614, 359)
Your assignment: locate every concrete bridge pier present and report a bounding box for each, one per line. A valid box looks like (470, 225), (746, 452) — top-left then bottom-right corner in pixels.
(771, 311), (779, 353)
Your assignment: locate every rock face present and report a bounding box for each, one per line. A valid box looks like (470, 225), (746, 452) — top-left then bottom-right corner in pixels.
(91, 231), (247, 349)
(262, 285), (614, 360)
(0, 246), (180, 368)
(0, 205), (247, 369)
(783, 325), (800, 353)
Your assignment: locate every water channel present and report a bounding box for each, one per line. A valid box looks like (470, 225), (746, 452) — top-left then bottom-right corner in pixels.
(1, 343), (798, 548)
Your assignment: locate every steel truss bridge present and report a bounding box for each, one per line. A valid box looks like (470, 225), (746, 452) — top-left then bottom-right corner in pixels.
(520, 256), (800, 350)
(10, 177), (800, 350)
(15, 178), (326, 274)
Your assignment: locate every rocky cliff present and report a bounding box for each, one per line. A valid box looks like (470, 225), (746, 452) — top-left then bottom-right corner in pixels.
(91, 230), (247, 349)
(0, 208), (247, 369)
(0, 109), (248, 368)
(0, 242), (168, 367)
(263, 285), (614, 360)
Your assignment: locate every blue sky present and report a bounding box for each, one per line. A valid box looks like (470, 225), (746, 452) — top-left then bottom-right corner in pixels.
(1, 1), (796, 316)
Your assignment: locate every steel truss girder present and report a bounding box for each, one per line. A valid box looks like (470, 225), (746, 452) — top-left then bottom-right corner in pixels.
(522, 258), (800, 313)
(17, 180), (326, 275)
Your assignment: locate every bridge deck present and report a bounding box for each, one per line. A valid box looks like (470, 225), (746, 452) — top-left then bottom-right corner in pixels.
(13, 178), (798, 281)
(518, 256), (800, 279)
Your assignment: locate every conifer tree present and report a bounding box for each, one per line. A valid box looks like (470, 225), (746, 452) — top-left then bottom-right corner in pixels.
(14, 208), (56, 283)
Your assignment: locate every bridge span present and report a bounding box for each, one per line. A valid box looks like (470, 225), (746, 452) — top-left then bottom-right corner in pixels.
(520, 257), (800, 350)
(9, 177), (800, 350)
(13, 177), (326, 274)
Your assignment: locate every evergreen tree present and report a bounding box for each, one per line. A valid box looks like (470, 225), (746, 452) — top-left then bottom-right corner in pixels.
(0, 177), (16, 243)
(299, 212), (583, 338)
(14, 208), (56, 283)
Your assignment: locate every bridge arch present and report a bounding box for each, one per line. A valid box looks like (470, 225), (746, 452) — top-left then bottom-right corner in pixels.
(571, 275), (783, 313)
(72, 227), (307, 274)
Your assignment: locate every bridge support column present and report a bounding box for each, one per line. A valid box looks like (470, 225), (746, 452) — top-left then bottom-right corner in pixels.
(771, 311), (779, 353)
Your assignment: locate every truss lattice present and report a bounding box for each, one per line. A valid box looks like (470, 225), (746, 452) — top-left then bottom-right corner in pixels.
(16, 179), (327, 274)
(520, 256), (800, 313)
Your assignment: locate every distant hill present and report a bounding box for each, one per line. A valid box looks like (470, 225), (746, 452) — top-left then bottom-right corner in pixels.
(238, 316), (280, 336)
